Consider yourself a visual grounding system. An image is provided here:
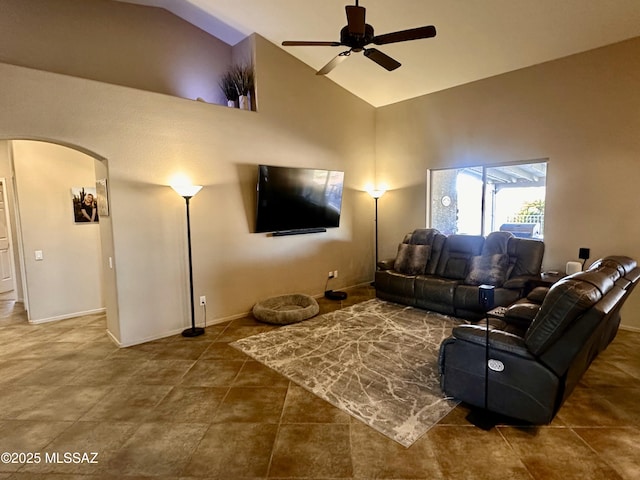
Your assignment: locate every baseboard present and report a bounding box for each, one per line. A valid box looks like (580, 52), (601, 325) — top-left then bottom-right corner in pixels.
(619, 324), (640, 333)
(28, 307), (106, 325)
(112, 282), (375, 348)
(210, 310), (252, 324)
(106, 329), (122, 347)
(112, 316), (243, 348)
(312, 281), (374, 300)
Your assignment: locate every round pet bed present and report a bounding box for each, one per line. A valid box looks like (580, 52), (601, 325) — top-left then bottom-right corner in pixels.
(252, 293), (319, 325)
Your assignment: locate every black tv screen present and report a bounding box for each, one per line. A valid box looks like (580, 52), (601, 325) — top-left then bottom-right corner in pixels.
(255, 165), (345, 233)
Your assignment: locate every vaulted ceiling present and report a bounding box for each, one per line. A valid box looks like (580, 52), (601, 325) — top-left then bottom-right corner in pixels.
(121, 0), (640, 107)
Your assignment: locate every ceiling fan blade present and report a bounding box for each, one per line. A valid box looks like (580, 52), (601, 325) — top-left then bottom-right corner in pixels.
(345, 5), (366, 36)
(363, 48), (401, 71)
(316, 51), (351, 75)
(373, 25), (437, 45)
(282, 41), (342, 47)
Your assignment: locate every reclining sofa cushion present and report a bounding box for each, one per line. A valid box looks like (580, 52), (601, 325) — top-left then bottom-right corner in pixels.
(590, 255), (636, 278)
(590, 256), (640, 291)
(525, 271), (614, 356)
(425, 233), (447, 275)
(435, 234), (484, 280)
(461, 231), (514, 287)
(541, 284), (625, 381)
(375, 228), (444, 305)
(502, 237), (545, 290)
(407, 228), (446, 275)
(481, 230), (513, 256)
(394, 243), (431, 275)
(374, 270), (416, 306)
(408, 228), (439, 245)
(414, 276), (459, 315)
(624, 267), (640, 285)
(508, 237), (545, 276)
(413, 234), (484, 315)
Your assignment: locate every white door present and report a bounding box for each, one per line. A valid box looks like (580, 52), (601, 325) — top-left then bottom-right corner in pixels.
(0, 179), (16, 294)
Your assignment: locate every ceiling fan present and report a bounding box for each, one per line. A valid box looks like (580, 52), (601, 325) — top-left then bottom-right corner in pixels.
(281, 1), (436, 75)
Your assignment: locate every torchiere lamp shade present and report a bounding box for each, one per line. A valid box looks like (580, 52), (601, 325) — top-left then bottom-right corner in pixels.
(171, 184), (203, 198)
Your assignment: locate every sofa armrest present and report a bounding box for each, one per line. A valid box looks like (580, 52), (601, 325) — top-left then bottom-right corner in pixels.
(503, 302), (540, 329)
(527, 286), (549, 303)
(452, 324), (535, 359)
(377, 258), (396, 271)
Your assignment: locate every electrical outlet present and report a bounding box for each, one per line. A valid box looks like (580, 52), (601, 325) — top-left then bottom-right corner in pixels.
(328, 271), (334, 279)
(334, 270), (338, 278)
(199, 296), (206, 306)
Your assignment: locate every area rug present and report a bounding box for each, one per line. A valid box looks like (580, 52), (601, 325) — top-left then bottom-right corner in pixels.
(231, 298), (465, 447)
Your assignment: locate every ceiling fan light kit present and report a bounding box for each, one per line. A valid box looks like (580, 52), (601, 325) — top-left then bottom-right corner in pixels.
(282, 1), (436, 75)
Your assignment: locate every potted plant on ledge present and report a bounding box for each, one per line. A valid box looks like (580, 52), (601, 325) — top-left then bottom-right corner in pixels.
(232, 63), (255, 110)
(219, 71), (239, 108)
(219, 63), (255, 110)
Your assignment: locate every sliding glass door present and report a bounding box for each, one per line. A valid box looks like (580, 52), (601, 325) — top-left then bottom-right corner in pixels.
(429, 161), (547, 238)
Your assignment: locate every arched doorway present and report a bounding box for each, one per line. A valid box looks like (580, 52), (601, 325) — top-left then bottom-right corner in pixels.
(0, 138), (115, 332)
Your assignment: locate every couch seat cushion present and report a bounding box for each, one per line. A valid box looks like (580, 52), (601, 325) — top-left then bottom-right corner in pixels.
(415, 276), (459, 314)
(375, 270), (415, 298)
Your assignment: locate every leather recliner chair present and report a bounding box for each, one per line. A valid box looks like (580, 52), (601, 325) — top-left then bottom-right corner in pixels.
(438, 255), (640, 424)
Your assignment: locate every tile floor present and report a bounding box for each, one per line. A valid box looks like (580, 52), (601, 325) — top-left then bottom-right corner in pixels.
(0, 285), (639, 479)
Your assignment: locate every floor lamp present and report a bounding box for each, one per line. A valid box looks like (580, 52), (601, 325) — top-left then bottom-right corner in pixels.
(171, 184), (204, 337)
(466, 284), (498, 430)
(368, 189), (386, 271)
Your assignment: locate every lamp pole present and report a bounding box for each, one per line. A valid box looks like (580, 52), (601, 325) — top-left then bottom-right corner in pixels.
(374, 196), (380, 267)
(368, 189), (386, 272)
(172, 184), (204, 337)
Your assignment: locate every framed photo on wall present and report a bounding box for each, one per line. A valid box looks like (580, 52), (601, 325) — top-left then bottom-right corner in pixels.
(72, 186), (99, 223)
(96, 178), (109, 217)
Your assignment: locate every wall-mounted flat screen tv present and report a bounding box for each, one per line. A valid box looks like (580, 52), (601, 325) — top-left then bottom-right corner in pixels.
(255, 165), (345, 234)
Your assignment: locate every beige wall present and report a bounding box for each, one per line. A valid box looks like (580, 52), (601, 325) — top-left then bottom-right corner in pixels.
(3, 0), (637, 338)
(93, 157), (121, 340)
(12, 140), (104, 322)
(0, 0), (232, 104)
(375, 37), (640, 330)
(0, 31), (376, 345)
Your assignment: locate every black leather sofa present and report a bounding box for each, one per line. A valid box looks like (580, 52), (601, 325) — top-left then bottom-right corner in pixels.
(375, 229), (545, 320)
(439, 255), (640, 424)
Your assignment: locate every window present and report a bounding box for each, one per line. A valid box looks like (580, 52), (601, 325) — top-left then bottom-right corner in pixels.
(429, 161), (547, 238)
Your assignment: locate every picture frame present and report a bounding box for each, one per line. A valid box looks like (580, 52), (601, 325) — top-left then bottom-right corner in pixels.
(96, 178), (109, 217)
(71, 186), (99, 223)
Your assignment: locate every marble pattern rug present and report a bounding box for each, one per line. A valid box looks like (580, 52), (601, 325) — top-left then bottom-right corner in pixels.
(231, 298), (465, 447)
